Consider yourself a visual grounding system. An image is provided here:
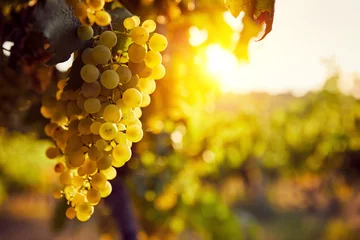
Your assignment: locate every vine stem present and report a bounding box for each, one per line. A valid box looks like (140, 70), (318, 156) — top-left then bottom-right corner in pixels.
(104, 176), (138, 240)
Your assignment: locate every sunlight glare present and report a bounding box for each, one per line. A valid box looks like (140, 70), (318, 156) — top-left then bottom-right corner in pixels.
(189, 26), (208, 46)
(223, 11), (244, 32)
(206, 44), (241, 91)
(55, 53), (74, 72)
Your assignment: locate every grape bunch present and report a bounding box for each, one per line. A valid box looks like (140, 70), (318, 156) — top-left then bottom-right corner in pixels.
(42, 16), (167, 221)
(66, 0), (113, 26)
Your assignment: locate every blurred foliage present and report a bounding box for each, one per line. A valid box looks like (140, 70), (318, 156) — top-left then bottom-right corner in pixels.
(0, 129), (55, 199)
(1, 0), (360, 240)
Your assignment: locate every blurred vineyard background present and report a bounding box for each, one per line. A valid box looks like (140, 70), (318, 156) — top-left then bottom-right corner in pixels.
(1, 0), (360, 239)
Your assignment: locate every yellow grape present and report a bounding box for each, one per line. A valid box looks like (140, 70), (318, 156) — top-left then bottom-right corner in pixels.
(123, 17), (136, 30)
(142, 19), (156, 33)
(100, 181), (112, 197)
(103, 104), (122, 122)
(149, 33), (168, 52)
(99, 31), (117, 49)
(59, 170), (72, 185)
(81, 48), (95, 65)
(91, 172), (107, 190)
(122, 88), (142, 108)
(87, 188), (101, 204)
(128, 61), (145, 74)
(81, 81), (101, 98)
(66, 207), (76, 219)
(95, 10), (111, 26)
(77, 25), (94, 41)
(99, 122), (118, 140)
(101, 70), (119, 89)
(88, 145), (104, 161)
(95, 139), (107, 150)
(68, 150), (85, 167)
(138, 66), (152, 78)
(151, 64), (166, 80)
(138, 78), (156, 94)
(86, 0), (105, 11)
(140, 93), (151, 107)
(97, 154), (113, 170)
(80, 64), (99, 83)
(130, 26), (149, 45)
(92, 45), (111, 65)
(128, 44), (146, 63)
(55, 162), (65, 173)
(90, 121), (103, 134)
(131, 16), (140, 27)
(116, 65), (132, 84)
(144, 50), (162, 68)
(84, 97), (101, 114)
(46, 147), (60, 159)
(126, 125), (143, 143)
(101, 166), (117, 180)
(112, 143), (131, 164)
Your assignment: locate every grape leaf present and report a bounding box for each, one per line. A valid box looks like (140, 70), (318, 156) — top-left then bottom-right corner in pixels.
(255, 0), (275, 40)
(32, 0), (132, 65)
(224, 0), (275, 60)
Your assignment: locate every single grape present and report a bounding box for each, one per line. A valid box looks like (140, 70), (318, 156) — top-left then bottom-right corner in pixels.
(144, 50), (162, 68)
(81, 81), (101, 98)
(99, 31), (117, 49)
(97, 154), (113, 170)
(77, 25), (94, 40)
(123, 17), (135, 30)
(90, 121), (103, 135)
(66, 207), (76, 219)
(68, 150), (85, 167)
(59, 171), (72, 185)
(80, 64), (99, 83)
(78, 118), (93, 135)
(101, 166), (117, 180)
(100, 70), (119, 89)
(46, 146), (60, 159)
(92, 45), (112, 65)
(84, 97), (101, 114)
(140, 93), (151, 107)
(81, 48), (95, 65)
(100, 181), (112, 197)
(95, 139), (107, 151)
(126, 125), (143, 142)
(91, 172), (107, 190)
(142, 19), (156, 33)
(95, 10), (111, 26)
(103, 104), (122, 122)
(138, 66), (153, 78)
(128, 44), (146, 63)
(131, 16), (140, 27)
(86, 0), (105, 11)
(116, 65), (132, 83)
(138, 78), (156, 94)
(128, 61), (145, 74)
(151, 64), (166, 80)
(130, 26), (149, 45)
(149, 33), (168, 52)
(55, 162), (65, 173)
(88, 146), (103, 161)
(99, 122), (118, 140)
(87, 188), (101, 204)
(112, 143), (131, 164)
(122, 88), (142, 108)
